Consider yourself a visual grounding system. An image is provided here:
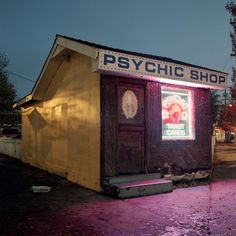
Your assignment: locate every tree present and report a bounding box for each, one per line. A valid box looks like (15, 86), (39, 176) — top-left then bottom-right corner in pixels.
(218, 2), (236, 132)
(217, 67), (236, 130)
(0, 52), (19, 125)
(226, 1), (236, 57)
(226, 1), (236, 105)
(230, 67), (236, 103)
(0, 53), (17, 111)
(218, 104), (236, 132)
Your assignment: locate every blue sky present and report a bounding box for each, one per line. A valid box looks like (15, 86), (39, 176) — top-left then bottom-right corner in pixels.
(0, 0), (233, 98)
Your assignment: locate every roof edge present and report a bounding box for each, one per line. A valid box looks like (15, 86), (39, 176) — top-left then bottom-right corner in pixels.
(13, 94), (33, 108)
(16, 34), (228, 107)
(57, 34), (228, 75)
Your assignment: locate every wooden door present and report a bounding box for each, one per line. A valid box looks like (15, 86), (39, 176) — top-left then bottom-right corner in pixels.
(118, 83), (145, 175)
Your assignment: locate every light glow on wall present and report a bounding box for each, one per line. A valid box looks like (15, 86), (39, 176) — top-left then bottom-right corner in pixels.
(99, 70), (225, 90)
(161, 87), (194, 140)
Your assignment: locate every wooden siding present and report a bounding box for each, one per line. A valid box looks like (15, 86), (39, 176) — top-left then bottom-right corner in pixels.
(101, 76), (212, 177)
(21, 53), (101, 191)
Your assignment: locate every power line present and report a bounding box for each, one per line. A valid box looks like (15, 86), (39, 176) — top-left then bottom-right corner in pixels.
(8, 71), (35, 83)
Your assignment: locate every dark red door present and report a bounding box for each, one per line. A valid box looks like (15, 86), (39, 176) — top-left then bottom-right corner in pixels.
(118, 83), (145, 175)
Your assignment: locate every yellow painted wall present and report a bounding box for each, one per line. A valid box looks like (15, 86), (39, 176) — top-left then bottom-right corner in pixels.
(21, 53), (101, 191)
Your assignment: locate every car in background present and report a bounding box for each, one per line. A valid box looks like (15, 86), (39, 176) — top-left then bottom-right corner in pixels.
(214, 127), (235, 143)
(227, 131), (235, 143)
(0, 126), (21, 138)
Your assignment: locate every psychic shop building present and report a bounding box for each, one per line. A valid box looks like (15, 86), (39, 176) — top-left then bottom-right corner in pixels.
(14, 35), (227, 193)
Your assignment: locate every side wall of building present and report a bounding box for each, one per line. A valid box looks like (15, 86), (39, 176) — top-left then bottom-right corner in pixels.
(21, 53), (101, 191)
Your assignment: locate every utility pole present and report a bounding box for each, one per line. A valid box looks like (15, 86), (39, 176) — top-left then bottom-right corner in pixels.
(225, 89), (227, 106)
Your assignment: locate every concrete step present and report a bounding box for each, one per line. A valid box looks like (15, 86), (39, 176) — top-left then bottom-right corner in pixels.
(104, 173), (162, 185)
(103, 178), (173, 199)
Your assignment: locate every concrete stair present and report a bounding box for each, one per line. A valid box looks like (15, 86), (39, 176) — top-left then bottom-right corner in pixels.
(102, 173), (173, 199)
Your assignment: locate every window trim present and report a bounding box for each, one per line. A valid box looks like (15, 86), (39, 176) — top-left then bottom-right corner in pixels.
(161, 86), (195, 141)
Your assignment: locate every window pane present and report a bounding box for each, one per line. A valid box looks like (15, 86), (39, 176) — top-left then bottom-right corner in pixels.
(161, 87), (194, 140)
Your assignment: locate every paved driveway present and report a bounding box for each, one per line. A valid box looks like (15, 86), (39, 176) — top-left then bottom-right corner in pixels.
(214, 142), (236, 163)
(0, 144), (236, 235)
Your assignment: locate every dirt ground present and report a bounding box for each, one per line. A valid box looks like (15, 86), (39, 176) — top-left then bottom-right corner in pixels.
(1, 143), (236, 236)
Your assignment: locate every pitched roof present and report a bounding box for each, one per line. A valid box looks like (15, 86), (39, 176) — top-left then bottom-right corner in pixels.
(14, 34), (227, 108)
(58, 34), (227, 74)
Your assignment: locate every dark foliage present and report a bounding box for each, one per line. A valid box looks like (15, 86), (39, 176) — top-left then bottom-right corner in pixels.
(0, 52), (19, 125)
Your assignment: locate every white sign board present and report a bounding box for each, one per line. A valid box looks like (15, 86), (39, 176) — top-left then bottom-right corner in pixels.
(98, 49), (227, 89)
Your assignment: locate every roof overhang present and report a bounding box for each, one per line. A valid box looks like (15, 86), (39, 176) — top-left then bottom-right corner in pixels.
(14, 35), (98, 108)
(31, 35), (98, 100)
(13, 94), (33, 108)
(14, 35), (228, 108)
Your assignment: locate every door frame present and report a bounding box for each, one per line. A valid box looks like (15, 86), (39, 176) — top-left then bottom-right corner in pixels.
(117, 80), (146, 175)
(101, 75), (149, 179)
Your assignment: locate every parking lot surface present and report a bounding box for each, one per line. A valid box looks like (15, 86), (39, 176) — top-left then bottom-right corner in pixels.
(1, 143), (236, 235)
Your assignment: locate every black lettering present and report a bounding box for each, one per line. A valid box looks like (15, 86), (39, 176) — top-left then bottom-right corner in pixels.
(169, 65), (173, 76)
(157, 64), (168, 75)
(118, 57), (129, 69)
(175, 67), (184, 77)
(209, 74), (217, 83)
(200, 72), (208, 82)
(219, 76), (226, 84)
(145, 62), (156, 73)
(190, 70), (198, 80)
(104, 54), (115, 65)
(131, 59), (143, 70)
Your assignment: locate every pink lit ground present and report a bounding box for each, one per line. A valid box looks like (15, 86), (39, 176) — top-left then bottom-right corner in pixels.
(1, 143), (236, 236)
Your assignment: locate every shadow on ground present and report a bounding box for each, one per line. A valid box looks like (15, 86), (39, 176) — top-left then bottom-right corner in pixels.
(1, 142), (236, 236)
(0, 156), (111, 235)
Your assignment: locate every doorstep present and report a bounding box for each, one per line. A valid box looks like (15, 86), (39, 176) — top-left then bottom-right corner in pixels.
(102, 173), (173, 199)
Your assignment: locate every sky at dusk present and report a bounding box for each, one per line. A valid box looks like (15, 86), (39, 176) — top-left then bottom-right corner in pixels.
(0, 0), (233, 99)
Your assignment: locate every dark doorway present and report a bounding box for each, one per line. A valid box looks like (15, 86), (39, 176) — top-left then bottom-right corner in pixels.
(118, 82), (145, 175)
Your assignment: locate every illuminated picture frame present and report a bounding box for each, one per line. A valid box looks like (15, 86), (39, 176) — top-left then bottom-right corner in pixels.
(161, 86), (194, 140)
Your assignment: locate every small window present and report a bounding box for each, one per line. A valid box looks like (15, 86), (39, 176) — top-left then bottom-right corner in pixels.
(161, 87), (194, 140)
